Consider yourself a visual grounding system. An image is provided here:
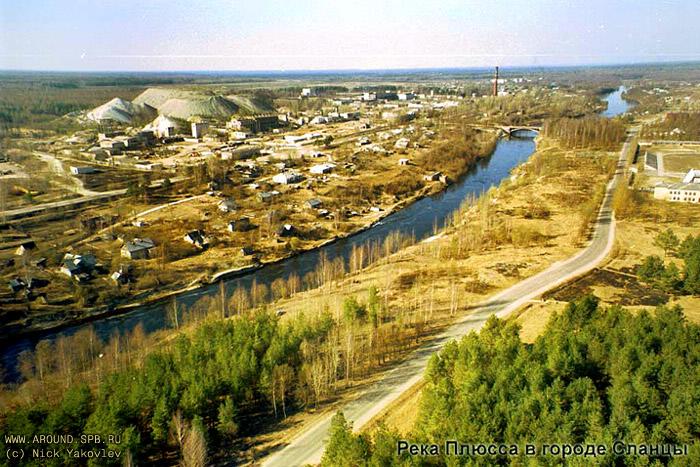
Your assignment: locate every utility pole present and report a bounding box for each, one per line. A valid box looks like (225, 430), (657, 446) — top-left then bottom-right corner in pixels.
(492, 66), (499, 97)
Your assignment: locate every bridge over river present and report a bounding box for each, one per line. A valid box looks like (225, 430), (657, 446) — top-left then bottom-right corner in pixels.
(466, 123), (541, 137)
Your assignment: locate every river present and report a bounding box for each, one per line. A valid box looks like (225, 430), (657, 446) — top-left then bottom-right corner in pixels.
(601, 85), (633, 118)
(0, 88), (632, 381)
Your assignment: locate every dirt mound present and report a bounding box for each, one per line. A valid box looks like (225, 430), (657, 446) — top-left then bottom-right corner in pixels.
(226, 95), (274, 115)
(86, 98), (157, 124)
(158, 95), (240, 120)
(132, 88), (201, 109)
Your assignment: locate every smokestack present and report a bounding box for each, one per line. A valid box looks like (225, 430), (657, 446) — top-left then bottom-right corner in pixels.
(492, 66), (499, 97)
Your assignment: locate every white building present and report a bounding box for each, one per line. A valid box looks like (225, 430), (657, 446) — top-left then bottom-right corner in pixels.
(394, 138), (410, 150)
(653, 183), (700, 203)
(309, 163), (336, 174)
(682, 169), (700, 184)
(284, 132), (323, 146)
(272, 171), (304, 184)
(147, 115), (181, 138)
(310, 115), (329, 125)
(70, 166), (97, 175)
(218, 198), (237, 212)
(191, 122), (209, 139)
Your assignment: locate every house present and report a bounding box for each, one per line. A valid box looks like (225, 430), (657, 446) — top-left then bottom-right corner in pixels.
(191, 122), (209, 139)
(272, 171), (304, 184)
(110, 265), (133, 285)
(184, 230), (209, 248)
(301, 88), (315, 97)
(240, 246), (255, 256)
(60, 253), (97, 278)
(134, 162), (163, 171)
(70, 166), (97, 175)
(339, 111), (360, 120)
(653, 182), (700, 203)
(218, 198), (237, 213)
(114, 135), (143, 149)
(284, 132), (323, 146)
(309, 163), (335, 175)
(8, 278), (26, 293)
(228, 217), (253, 232)
(278, 224), (297, 237)
(398, 92), (416, 101)
(394, 138), (410, 150)
(310, 115), (329, 125)
(148, 115), (180, 138)
(110, 271), (127, 285)
(377, 90), (398, 100)
(306, 198), (323, 209)
(34, 257), (47, 268)
(87, 147), (110, 161)
(121, 238), (156, 260)
(228, 115), (280, 133)
(258, 191), (277, 203)
(15, 241), (36, 256)
(398, 158), (411, 166)
(99, 139), (126, 152)
(423, 172), (443, 182)
(357, 136), (371, 146)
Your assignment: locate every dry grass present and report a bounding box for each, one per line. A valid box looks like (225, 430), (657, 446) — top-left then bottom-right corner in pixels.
(247, 138), (617, 448)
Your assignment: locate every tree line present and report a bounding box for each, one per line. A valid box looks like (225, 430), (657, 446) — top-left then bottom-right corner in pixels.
(542, 116), (626, 150)
(641, 112), (700, 141)
(322, 296), (700, 465)
(637, 230), (700, 295)
(1, 275), (451, 465)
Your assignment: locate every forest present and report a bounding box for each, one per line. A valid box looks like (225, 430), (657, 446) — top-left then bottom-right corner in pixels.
(0, 276), (438, 465)
(0, 310), (335, 465)
(542, 116), (627, 150)
(322, 296), (700, 466)
(637, 230), (700, 295)
(641, 112), (700, 141)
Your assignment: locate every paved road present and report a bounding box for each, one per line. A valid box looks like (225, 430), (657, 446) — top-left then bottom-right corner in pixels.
(262, 131), (636, 467)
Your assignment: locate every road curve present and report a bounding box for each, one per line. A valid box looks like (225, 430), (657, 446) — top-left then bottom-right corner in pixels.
(262, 131), (635, 467)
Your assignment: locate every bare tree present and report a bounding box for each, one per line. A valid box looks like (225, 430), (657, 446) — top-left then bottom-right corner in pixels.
(34, 340), (55, 383)
(170, 410), (187, 452)
(219, 281), (227, 319)
(273, 364), (293, 419)
(169, 297), (179, 330)
(182, 421), (207, 467)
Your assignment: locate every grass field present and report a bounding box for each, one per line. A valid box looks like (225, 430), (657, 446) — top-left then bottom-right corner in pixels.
(647, 144), (700, 175)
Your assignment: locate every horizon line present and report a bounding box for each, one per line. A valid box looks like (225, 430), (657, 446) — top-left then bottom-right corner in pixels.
(1, 59), (699, 76)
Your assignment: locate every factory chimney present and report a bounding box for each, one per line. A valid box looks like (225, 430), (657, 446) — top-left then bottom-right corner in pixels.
(492, 66), (499, 97)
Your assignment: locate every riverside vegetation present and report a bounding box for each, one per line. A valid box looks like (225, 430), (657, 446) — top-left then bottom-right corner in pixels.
(0, 87), (647, 466)
(0, 117), (626, 464)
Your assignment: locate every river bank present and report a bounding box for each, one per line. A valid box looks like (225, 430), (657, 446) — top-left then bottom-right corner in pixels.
(249, 136), (620, 462)
(1, 131), (508, 377)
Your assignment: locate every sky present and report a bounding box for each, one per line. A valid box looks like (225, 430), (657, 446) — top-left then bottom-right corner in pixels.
(1, 0), (699, 72)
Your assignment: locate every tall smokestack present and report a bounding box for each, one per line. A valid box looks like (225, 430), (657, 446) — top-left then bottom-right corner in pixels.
(492, 66), (499, 97)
